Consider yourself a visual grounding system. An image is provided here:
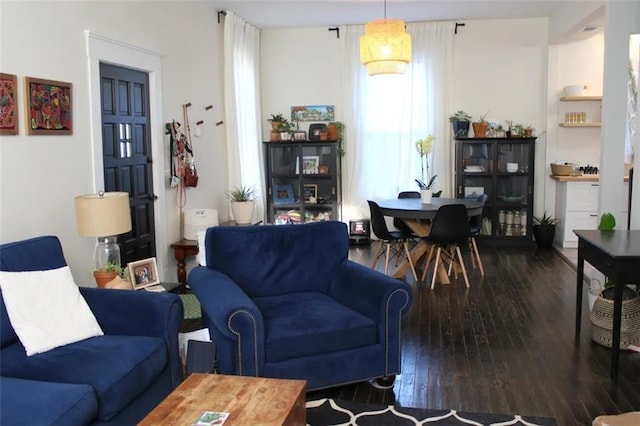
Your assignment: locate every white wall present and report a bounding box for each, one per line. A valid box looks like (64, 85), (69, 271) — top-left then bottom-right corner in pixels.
(0, 1), (227, 284)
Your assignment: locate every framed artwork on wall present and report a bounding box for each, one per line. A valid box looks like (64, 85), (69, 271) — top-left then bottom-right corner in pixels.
(290, 105), (335, 122)
(0, 73), (18, 135)
(24, 76), (72, 135)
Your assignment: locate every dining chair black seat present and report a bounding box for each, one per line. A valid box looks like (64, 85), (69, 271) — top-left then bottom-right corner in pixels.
(367, 200), (418, 281)
(421, 204), (471, 289)
(393, 191), (421, 236)
(468, 194), (488, 275)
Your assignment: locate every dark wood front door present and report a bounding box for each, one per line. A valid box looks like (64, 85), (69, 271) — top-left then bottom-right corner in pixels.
(100, 63), (156, 264)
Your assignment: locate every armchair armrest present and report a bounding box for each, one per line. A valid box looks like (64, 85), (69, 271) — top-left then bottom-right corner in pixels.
(329, 260), (412, 321)
(80, 287), (183, 387)
(188, 266), (265, 376)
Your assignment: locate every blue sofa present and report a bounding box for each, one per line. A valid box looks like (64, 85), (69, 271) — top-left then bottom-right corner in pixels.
(0, 236), (183, 425)
(189, 221), (413, 390)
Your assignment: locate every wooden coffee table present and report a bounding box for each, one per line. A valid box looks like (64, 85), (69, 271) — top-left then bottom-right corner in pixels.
(139, 373), (307, 425)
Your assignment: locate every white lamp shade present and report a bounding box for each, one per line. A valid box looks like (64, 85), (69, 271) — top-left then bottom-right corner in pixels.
(360, 19), (412, 76)
(75, 192), (132, 237)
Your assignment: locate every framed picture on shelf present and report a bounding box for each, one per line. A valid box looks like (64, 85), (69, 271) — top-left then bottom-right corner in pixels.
(128, 257), (160, 290)
(273, 183), (295, 205)
(23, 76), (73, 135)
(464, 186), (484, 200)
(303, 184), (318, 203)
(302, 156), (319, 174)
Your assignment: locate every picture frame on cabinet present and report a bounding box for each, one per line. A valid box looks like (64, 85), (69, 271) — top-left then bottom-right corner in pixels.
(295, 156), (320, 175)
(303, 184), (318, 203)
(273, 184), (295, 205)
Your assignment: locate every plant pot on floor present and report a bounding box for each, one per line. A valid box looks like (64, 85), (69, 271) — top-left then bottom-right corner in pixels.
(231, 200), (254, 225)
(532, 224), (556, 248)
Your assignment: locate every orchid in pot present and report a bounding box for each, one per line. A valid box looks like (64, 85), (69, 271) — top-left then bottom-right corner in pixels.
(414, 135), (441, 203)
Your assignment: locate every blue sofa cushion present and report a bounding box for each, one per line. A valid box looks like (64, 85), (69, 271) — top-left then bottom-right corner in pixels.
(1, 376), (98, 426)
(0, 334), (167, 421)
(254, 292), (378, 363)
(205, 222), (349, 298)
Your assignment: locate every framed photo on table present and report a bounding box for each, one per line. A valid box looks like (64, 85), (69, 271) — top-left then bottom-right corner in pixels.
(128, 257), (160, 290)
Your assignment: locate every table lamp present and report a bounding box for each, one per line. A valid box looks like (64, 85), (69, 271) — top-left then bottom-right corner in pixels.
(75, 191), (132, 270)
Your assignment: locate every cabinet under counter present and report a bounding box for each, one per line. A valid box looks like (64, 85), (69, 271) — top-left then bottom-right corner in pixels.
(552, 176), (630, 248)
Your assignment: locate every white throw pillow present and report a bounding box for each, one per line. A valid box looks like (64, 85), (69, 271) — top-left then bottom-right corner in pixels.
(0, 266), (104, 356)
(196, 230), (207, 266)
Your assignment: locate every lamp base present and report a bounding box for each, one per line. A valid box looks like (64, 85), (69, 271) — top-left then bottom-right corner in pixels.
(94, 236), (122, 270)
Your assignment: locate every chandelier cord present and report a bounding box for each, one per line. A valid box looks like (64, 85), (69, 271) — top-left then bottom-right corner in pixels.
(384, 0), (387, 19)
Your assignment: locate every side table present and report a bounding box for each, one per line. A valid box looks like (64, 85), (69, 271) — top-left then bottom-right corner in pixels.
(170, 239), (199, 285)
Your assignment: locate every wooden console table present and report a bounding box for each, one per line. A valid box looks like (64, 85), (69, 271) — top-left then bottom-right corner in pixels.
(170, 239), (198, 285)
(574, 230), (640, 382)
(138, 373), (306, 425)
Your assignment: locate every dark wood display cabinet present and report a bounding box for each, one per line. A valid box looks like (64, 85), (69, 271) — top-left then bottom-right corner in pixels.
(455, 137), (536, 244)
(263, 140), (341, 224)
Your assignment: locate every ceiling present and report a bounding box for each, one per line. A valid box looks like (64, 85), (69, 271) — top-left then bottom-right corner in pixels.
(209, 0), (605, 34)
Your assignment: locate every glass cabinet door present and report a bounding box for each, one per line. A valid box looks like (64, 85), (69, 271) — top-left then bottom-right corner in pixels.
(299, 144), (337, 222)
(495, 141), (530, 237)
(459, 141), (494, 237)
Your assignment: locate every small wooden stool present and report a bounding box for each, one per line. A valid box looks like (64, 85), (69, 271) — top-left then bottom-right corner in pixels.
(593, 412), (640, 426)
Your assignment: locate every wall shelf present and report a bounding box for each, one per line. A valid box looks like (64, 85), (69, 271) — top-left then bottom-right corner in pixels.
(559, 95), (602, 102)
(559, 122), (601, 128)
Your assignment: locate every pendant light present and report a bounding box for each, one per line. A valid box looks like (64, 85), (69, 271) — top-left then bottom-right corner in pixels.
(359, 0), (412, 76)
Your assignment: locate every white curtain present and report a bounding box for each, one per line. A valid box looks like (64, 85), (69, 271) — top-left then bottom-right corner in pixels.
(341, 21), (455, 223)
(223, 12), (264, 221)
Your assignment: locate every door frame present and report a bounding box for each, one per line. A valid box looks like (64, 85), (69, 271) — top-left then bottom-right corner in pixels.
(85, 31), (169, 280)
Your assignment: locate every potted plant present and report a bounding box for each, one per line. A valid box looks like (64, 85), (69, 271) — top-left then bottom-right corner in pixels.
(448, 110), (472, 138)
(414, 135), (442, 203)
(279, 119), (295, 141)
(268, 113), (285, 142)
(523, 125), (534, 137)
(471, 111), (489, 138)
(225, 185), (256, 225)
(532, 211), (559, 248)
(94, 262), (127, 288)
(326, 121), (343, 140)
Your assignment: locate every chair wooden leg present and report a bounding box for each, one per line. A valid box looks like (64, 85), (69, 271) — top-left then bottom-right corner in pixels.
(467, 239), (476, 269)
(403, 241), (418, 281)
(471, 237), (484, 276)
(455, 245), (471, 288)
(422, 245), (435, 281)
(431, 248), (442, 290)
(384, 243), (392, 275)
(371, 241), (384, 270)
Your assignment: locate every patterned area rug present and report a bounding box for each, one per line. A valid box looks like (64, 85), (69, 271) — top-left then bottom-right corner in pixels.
(306, 399), (557, 426)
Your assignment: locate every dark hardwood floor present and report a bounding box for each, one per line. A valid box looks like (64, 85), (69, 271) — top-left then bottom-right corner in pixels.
(306, 243), (640, 425)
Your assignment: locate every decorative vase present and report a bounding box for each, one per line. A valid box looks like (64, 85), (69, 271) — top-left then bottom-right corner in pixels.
(472, 122), (488, 137)
(421, 189), (432, 204)
(230, 200), (254, 225)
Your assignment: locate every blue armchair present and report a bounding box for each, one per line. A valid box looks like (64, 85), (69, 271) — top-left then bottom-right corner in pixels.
(188, 221), (412, 390)
(0, 236), (183, 425)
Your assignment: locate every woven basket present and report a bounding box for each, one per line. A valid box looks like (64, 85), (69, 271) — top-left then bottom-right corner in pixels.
(550, 163), (573, 176)
(590, 295), (640, 349)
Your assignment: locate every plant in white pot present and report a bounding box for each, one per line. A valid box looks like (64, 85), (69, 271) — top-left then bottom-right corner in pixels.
(414, 135), (442, 203)
(225, 185), (256, 225)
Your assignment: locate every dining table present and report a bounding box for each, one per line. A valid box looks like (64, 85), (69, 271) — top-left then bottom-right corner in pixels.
(376, 197), (484, 281)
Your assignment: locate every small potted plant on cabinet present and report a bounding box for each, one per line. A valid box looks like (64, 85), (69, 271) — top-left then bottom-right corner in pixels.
(326, 121), (343, 140)
(279, 119), (295, 141)
(94, 262), (127, 288)
(225, 185), (256, 225)
(471, 111), (489, 138)
(449, 110), (472, 137)
(268, 113), (285, 141)
(532, 212), (559, 249)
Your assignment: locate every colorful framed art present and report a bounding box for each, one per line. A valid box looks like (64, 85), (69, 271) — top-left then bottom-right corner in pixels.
(0, 73), (18, 135)
(24, 76), (72, 135)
